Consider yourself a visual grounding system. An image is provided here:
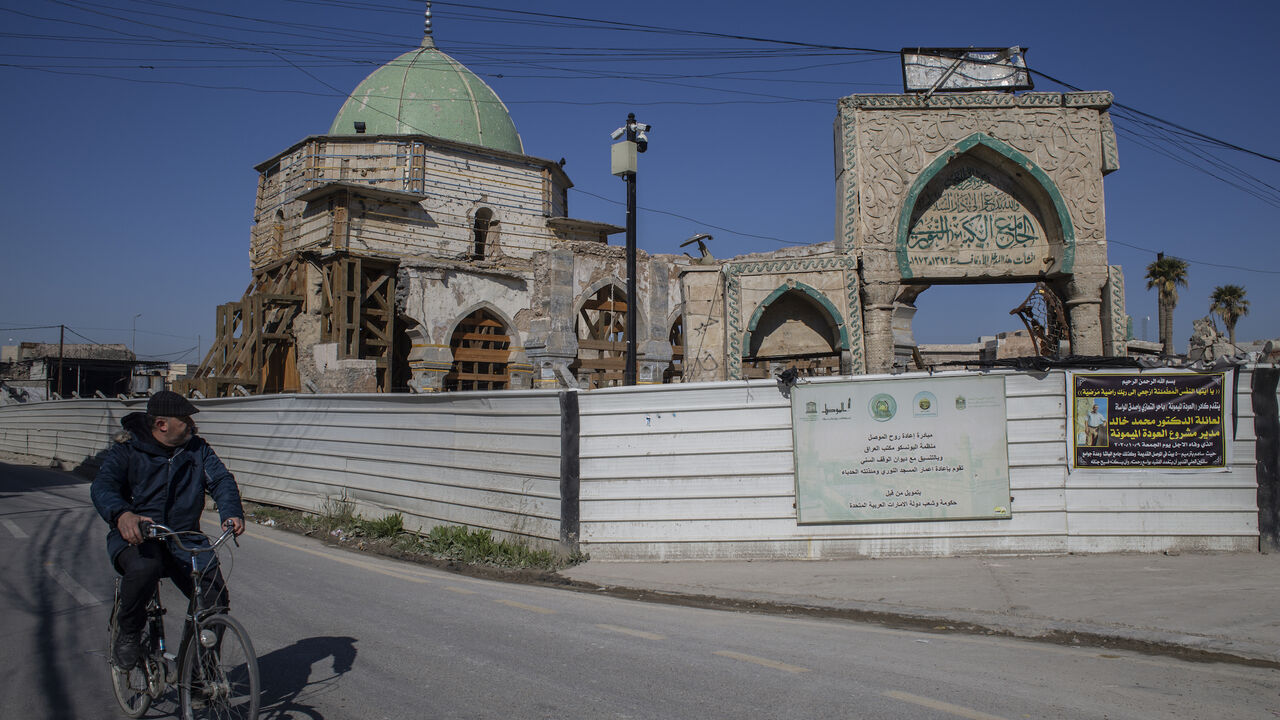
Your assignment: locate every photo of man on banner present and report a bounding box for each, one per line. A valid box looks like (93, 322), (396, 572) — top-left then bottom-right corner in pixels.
(1085, 399), (1108, 446)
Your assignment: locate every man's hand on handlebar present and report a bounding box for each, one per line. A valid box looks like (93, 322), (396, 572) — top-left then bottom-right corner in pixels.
(117, 511), (155, 546)
(223, 517), (245, 537)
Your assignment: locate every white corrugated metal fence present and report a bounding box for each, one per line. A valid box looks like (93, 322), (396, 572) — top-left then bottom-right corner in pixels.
(0, 367), (1267, 559)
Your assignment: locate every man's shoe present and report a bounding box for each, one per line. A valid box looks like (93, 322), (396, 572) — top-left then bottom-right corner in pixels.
(113, 631), (142, 669)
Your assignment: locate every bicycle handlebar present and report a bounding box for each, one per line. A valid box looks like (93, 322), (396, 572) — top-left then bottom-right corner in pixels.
(141, 521), (239, 553)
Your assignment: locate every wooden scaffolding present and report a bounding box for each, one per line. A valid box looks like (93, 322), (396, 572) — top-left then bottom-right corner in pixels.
(180, 256), (305, 398)
(320, 254), (398, 391)
(181, 252), (399, 397)
(572, 285), (629, 389)
(444, 309), (511, 391)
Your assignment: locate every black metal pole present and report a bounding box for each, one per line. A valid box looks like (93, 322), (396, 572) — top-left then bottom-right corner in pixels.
(57, 324), (64, 397)
(624, 113), (638, 386)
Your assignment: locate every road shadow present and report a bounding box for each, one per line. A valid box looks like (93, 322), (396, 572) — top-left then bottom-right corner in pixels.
(0, 460), (93, 498)
(0, 459), (106, 720)
(258, 635), (358, 720)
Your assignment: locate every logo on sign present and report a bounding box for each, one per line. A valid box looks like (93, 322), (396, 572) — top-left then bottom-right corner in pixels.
(869, 394), (897, 422)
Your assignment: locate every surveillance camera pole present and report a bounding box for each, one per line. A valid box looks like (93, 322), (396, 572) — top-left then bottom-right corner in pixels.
(610, 113), (649, 386)
(623, 113), (638, 386)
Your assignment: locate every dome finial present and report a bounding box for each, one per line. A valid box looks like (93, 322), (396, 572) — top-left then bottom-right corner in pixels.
(422, 2), (435, 48)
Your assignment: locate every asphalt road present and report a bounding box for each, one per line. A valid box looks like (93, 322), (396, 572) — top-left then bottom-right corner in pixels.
(3, 460), (1277, 720)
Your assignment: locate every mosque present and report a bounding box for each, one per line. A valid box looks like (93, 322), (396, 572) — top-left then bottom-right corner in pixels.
(182, 15), (1127, 397)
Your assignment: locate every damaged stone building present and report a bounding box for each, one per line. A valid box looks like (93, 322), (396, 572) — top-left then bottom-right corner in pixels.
(184, 36), (1127, 397)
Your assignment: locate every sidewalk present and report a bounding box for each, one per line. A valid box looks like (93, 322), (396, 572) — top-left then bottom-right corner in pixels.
(559, 552), (1280, 667)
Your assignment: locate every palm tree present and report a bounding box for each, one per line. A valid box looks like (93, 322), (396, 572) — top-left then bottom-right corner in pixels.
(1210, 284), (1249, 346)
(1145, 254), (1189, 355)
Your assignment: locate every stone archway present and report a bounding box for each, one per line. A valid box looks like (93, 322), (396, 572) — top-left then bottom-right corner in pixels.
(571, 280), (639, 389)
(741, 283), (848, 379)
(896, 132), (1076, 281)
(885, 133), (1090, 363)
(444, 306), (514, 391)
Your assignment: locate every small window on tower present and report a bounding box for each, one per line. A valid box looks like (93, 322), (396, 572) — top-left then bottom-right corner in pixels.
(472, 208), (494, 259)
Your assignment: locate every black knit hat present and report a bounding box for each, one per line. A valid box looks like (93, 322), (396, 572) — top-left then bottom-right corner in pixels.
(147, 390), (199, 417)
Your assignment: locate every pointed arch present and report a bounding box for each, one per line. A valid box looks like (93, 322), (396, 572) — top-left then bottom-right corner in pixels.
(741, 283), (847, 379)
(896, 132), (1076, 279)
(445, 301), (520, 348)
(572, 277), (650, 335)
(665, 306), (684, 383)
(743, 283), (849, 355)
(572, 279), (642, 389)
(444, 304), (514, 391)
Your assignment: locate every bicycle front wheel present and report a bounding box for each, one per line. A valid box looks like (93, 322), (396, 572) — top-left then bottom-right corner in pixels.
(178, 614), (259, 720)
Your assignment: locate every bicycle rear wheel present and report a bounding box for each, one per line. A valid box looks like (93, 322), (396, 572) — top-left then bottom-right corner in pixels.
(108, 601), (152, 718)
(179, 614), (259, 720)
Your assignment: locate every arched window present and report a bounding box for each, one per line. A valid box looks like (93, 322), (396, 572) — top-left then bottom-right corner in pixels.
(445, 309), (511, 391)
(471, 208), (494, 259)
(269, 209), (286, 261)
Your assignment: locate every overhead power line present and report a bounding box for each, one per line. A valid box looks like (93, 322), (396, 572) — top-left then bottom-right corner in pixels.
(14, 2), (1274, 171)
(6, 0), (1278, 266)
(1108, 240), (1280, 276)
(1033, 69), (1280, 166)
(570, 187), (806, 246)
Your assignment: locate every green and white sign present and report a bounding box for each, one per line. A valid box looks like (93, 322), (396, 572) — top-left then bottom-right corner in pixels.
(791, 375), (1011, 524)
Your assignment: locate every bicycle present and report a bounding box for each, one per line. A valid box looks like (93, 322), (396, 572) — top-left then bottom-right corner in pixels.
(107, 522), (260, 720)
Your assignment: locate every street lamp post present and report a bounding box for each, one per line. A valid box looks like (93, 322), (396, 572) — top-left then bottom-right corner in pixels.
(132, 313), (142, 359)
(610, 113), (651, 386)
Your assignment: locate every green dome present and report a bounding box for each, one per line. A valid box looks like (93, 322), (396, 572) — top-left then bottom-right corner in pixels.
(329, 39), (523, 154)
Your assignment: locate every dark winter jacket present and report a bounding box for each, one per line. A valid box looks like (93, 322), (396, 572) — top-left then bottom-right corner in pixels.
(91, 411), (244, 569)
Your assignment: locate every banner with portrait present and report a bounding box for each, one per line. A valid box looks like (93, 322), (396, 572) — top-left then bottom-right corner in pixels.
(1068, 371), (1231, 470)
(791, 375), (1011, 524)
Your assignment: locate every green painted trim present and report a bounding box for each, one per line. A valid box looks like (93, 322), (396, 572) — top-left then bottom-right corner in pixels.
(741, 282), (849, 360)
(895, 133), (1076, 279)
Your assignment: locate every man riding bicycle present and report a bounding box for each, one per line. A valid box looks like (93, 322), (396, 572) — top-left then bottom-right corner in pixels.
(91, 390), (246, 669)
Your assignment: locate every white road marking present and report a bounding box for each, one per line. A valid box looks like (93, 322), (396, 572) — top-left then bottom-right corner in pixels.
(495, 599), (556, 615)
(713, 650), (809, 674)
(883, 690), (1009, 720)
(595, 624), (665, 640)
(44, 563), (101, 607)
(2, 519), (27, 538)
(253, 530), (433, 585)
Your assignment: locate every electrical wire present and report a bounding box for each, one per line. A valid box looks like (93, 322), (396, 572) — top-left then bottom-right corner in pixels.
(1029, 69), (1280, 210)
(138, 344), (199, 360)
(12, 3), (1272, 176)
(8, 1), (1279, 276)
(569, 187), (807, 246)
(0, 324), (68, 331)
(63, 326), (107, 345)
(1107, 239), (1280, 276)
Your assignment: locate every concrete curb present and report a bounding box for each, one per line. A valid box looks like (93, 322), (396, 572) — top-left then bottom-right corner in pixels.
(549, 576), (1280, 670)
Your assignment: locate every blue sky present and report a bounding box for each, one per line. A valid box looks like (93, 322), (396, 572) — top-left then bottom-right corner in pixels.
(2, 0), (1276, 362)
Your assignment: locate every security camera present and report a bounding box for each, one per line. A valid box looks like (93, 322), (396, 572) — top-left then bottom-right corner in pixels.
(634, 122), (651, 132)
(610, 127), (625, 140)
(636, 131), (648, 143)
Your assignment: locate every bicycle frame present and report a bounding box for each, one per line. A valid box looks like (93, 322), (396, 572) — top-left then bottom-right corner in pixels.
(110, 522), (258, 719)
(144, 524), (235, 656)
